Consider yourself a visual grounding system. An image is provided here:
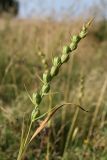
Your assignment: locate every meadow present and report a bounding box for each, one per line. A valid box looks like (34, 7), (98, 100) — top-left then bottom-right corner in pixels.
(0, 17), (107, 160)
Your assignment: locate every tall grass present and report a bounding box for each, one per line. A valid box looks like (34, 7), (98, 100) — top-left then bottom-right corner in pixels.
(0, 18), (107, 160)
(17, 19), (92, 160)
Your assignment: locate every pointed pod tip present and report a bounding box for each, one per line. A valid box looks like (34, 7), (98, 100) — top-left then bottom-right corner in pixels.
(86, 17), (94, 28)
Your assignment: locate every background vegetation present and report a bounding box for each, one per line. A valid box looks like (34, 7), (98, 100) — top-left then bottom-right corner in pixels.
(0, 1), (107, 159)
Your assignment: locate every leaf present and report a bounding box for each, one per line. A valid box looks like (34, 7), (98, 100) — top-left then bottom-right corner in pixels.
(29, 102), (88, 143)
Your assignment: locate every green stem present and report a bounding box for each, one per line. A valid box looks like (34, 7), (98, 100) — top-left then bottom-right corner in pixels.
(46, 91), (53, 160)
(23, 121), (32, 148)
(17, 121), (33, 160)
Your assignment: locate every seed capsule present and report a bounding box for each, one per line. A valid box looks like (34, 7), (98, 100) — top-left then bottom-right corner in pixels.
(53, 56), (61, 67)
(63, 46), (71, 55)
(31, 108), (40, 122)
(32, 92), (42, 105)
(42, 83), (50, 94)
(79, 31), (87, 38)
(61, 54), (69, 63)
(50, 66), (59, 77)
(71, 35), (80, 43)
(43, 71), (51, 83)
(70, 42), (77, 51)
(79, 26), (87, 39)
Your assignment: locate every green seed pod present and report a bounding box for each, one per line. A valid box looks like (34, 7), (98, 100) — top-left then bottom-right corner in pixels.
(62, 45), (71, 54)
(61, 54), (69, 63)
(79, 31), (87, 39)
(70, 42), (77, 51)
(82, 25), (87, 32)
(53, 56), (61, 67)
(31, 108), (40, 122)
(50, 66), (59, 77)
(32, 92), (42, 105)
(43, 71), (51, 83)
(71, 35), (80, 43)
(42, 83), (50, 94)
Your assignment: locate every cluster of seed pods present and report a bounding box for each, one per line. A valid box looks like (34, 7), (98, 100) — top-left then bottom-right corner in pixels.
(31, 22), (90, 122)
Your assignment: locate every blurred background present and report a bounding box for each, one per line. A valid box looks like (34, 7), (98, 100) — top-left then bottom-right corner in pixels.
(0, 0), (107, 160)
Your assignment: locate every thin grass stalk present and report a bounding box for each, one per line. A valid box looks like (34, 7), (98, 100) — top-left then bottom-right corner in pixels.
(17, 118), (25, 160)
(17, 121), (32, 160)
(62, 74), (85, 159)
(61, 57), (74, 122)
(61, 57), (74, 150)
(46, 91), (53, 160)
(38, 51), (52, 159)
(87, 75), (107, 139)
(100, 109), (107, 129)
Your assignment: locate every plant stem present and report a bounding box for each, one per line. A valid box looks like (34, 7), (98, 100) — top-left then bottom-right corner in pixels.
(46, 91), (53, 160)
(17, 121), (33, 160)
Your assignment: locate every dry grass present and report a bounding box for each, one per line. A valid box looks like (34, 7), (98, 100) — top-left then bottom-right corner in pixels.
(0, 18), (107, 160)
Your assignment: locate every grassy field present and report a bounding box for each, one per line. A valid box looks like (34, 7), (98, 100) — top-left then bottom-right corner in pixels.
(0, 18), (107, 160)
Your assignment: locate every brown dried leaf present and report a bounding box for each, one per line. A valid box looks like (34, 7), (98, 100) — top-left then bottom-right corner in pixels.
(29, 103), (88, 143)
